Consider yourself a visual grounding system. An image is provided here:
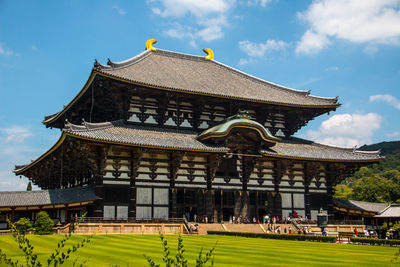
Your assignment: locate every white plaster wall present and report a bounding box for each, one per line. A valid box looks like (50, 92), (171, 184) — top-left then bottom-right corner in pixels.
(293, 194), (305, 209)
(281, 193), (292, 208)
(137, 188), (152, 204)
(154, 188), (169, 205)
(154, 207), (169, 219)
(136, 207), (151, 220)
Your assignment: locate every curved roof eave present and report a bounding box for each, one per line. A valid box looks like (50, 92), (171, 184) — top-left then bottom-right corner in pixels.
(260, 152), (383, 163)
(14, 133), (68, 175)
(15, 130), (229, 176)
(42, 70), (97, 125)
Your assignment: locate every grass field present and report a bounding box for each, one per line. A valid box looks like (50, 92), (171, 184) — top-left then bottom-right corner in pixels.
(0, 234), (399, 266)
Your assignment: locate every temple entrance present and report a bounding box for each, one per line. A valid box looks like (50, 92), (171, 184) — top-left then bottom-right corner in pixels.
(223, 208), (234, 221)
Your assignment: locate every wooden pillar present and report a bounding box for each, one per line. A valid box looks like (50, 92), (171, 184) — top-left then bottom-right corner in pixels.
(65, 205), (69, 223)
(205, 190), (214, 222)
(303, 162), (317, 220)
(272, 160), (285, 218)
(11, 208), (15, 223)
(169, 188), (177, 218)
(325, 170), (335, 219)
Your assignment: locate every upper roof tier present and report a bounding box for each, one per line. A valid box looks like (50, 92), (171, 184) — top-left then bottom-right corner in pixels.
(43, 44), (340, 128)
(95, 48), (339, 107)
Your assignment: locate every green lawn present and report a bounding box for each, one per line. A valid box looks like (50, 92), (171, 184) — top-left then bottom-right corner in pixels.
(0, 234), (399, 266)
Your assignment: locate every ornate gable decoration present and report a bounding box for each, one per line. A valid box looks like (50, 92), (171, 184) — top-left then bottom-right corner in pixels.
(197, 110), (279, 147)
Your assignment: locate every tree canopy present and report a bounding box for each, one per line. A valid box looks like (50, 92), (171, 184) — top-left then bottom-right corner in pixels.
(334, 142), (400, 203)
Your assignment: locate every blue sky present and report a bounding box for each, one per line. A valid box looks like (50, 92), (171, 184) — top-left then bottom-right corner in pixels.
(0, 0), (399, 191)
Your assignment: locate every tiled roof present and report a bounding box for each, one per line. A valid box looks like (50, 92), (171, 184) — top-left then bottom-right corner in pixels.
(261, 137), (382, 162)
(374, 205), (400, 218)
(64, 120), (228, 152)
(0, 185), (99, 208)
(334, 198), (389, 213)
(95, 49), (339, 108)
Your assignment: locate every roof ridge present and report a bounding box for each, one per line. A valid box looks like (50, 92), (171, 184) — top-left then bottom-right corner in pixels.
(210, 60), (338, 102)
(290, 137), (381, 155)
(95, 49), (152, 70)
(98, 48), (338, 103)
(64, 119), (116, 132)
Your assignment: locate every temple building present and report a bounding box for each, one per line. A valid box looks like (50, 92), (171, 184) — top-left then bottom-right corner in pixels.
(4, 39), (381, 224)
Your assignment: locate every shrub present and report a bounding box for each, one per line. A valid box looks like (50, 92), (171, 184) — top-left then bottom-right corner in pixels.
(35, 211), (54, 235)
(351, 237), (400, 246)
(14, 217), (33, 235)
(207, 231), (337, 243)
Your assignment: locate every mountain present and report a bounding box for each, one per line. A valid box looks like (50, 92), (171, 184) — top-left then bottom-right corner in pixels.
(359, 141), (400, 156)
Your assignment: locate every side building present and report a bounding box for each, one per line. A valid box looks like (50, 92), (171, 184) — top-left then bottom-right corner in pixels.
(2, 40), (381, 225)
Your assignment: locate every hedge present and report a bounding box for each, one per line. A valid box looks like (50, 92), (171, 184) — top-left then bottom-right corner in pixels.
(350, 237), (400, 247)
(207, 231), (337, 243)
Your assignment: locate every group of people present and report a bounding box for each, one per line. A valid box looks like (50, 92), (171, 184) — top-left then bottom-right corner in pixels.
(267, 225), (312, 235)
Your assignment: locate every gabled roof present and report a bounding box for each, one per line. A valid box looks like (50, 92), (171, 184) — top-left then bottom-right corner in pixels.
(374, 205), (400, 218)
(64, 120), (228, 152)
(0, 185), (99, 208)
(260, 137), (382, 162)
(334, 198), (389, 213)
(43, 47), (339, 126)
(96, 48), (339, 108)
(15, 120), (229, 175)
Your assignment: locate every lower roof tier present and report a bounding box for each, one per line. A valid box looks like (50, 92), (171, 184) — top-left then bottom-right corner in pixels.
(15, 120), (381, 175)
(0, 185), (98, 210)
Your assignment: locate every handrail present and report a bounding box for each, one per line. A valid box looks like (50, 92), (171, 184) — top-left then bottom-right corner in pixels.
(71, 217), (184, 224)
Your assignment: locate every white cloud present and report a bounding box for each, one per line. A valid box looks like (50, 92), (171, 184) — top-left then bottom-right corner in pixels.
(370, 94), (400, 109)
(0, 43), (13, 56)
(112, 5), (126, 15)
(238, 39), (288, 64)
(149, 0), (234, 42)
(152, 0), (231, 17)
(296, 30), (330, 54)
(297, 0), (400, 54)
(246, 0), (272, 7)
(239, 39), (288, 58)
(305, 113), (383, 147)
(0, 126), (34, 143)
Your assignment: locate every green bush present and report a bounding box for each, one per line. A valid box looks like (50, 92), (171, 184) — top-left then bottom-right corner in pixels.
(34, 211), (54, 235)
(14, 217), (32, 234)
(207, 231), (337, 243)
(351, 237), (400, 246)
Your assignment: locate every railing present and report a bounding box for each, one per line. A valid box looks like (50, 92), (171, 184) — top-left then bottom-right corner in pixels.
(291, 220), (301, 231)
(328, 220), (363, 225)
(72, 217), (184, 224)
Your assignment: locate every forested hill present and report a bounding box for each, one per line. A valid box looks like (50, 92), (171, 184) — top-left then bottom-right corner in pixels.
(334, 140), (400, 203)
(359, 140), (400, 155)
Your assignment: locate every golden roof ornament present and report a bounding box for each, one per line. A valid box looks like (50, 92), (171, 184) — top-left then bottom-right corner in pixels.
(145, 38), (157, 51)
(203, 48), (214, 60)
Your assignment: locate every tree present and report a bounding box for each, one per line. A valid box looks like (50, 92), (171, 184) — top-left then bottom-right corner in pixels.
(14, 217), (33, 235)
(352, 177), (391, 203)
(34, 211), (54, 235)
(333, 184), (353, 199)
(26, 182), (32, 191)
